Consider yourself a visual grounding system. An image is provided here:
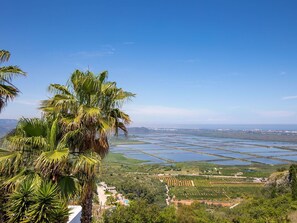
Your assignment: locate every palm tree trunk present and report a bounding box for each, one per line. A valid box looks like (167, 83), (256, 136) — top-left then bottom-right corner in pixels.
(81, 181), (93, 223)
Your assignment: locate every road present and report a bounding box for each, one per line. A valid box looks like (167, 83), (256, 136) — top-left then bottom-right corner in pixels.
(97, 185), (107, 208)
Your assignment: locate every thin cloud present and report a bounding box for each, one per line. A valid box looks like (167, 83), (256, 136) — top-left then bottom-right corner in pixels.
(227, 72), (242, 77)
(282, 95), (297, 100)
(125, 105), (224, 124)
(70, 45), (115, 58)
(123, 41), (135, 45)
(254, 110), (295, 118)
(15, 100), (40, 106)
(71, 50), (114, 57)
(228, 106), (242, 110)
(177, 58), (200, 63)
(127, 105), (214, 116)
(280, 71), (286, 75)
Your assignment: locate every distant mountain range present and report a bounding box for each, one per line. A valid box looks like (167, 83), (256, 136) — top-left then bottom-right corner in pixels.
(127, 127), (151, 134)
(128, 127), (297, 142)
(0, 119), (17, 137)
(2, 119), (297, 142)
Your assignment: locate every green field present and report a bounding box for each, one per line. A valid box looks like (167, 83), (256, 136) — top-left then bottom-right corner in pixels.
(168, 176), (263, 200)
(102, 152), (288, 202)
(103, 152), (144, 165)
(171, 161), (289, 177)
(110, 137), (147, 145)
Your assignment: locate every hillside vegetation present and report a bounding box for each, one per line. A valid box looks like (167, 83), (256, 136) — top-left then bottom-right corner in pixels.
(0, 119), (17, 137)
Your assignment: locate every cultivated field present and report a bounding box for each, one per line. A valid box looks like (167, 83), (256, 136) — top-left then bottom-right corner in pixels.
(168, 176), (264, 200)
(158, 176), (194, 186)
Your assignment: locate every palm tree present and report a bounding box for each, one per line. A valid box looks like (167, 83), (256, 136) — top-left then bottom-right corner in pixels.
(0, 50), (26, 112)
(0, 118), (81, 194)
(0, 118), (79, 222)
(0, 118), (52, 189)
(40, 70), (134, 223)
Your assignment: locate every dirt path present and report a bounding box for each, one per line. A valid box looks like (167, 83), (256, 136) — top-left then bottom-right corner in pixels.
(165, 185), (170, 205)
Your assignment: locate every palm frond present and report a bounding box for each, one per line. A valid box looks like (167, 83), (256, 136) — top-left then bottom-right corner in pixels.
(16, 118), (48, 137)
(77, 105), (102, 125)
(0, 66), (26, 78)
(30, 173), (43, 189)
(94, 133), (110, 158)
(40, 94), (77, 114)
(1, 169), (27, 191)
(0, 83), (18, 96)
(48, 83), (72, 96)
(35, 148), (69, 177)
(73, 153), (100, 179)
(0, 150), (22, 175)
(58, 176), (80, 198)
(8, 135), (48, 151)
(0, 50), (10, 63)
(60, 129), (80, 144)
(0, 84), (19, 111)
(98, 70), (108, 82)
(49, 119), (58, 150)
(0, 50), (26, 112)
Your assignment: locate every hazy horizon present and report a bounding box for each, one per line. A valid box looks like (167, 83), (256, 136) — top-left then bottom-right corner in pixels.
(3, 118), (297, 131)
(130, 123), (297, 130)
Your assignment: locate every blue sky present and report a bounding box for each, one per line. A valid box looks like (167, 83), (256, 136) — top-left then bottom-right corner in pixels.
(1, 0), (297, 126)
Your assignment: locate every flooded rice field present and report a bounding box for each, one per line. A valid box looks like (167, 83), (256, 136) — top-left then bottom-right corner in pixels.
(111, 132), (297, 165)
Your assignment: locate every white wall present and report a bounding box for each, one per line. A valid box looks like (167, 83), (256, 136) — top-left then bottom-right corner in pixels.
(68, 205), (82, 223)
